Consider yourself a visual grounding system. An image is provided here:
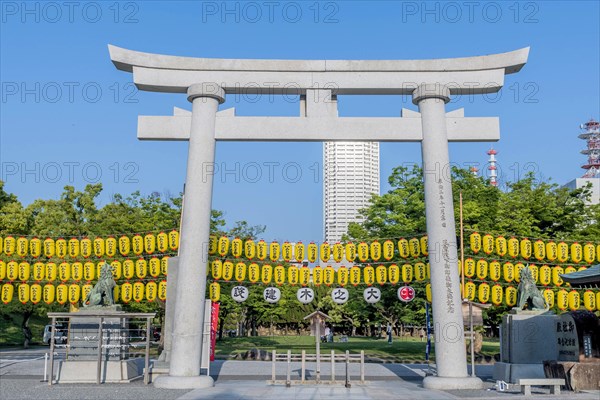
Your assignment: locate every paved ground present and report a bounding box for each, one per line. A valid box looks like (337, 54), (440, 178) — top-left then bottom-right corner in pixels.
(1, 348), (599, 400)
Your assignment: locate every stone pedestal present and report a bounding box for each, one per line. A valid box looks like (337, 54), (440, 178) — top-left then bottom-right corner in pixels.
(494, 312), (559, 383)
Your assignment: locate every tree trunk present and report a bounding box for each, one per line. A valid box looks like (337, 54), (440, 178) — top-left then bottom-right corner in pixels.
(21, 306), (34, 349)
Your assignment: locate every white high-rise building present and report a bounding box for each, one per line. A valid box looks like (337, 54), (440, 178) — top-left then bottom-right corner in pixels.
(323, 141), (380, 243)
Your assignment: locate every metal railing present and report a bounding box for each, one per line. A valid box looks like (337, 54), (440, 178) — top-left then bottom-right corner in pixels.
(46, 312), (156, 385)
(270, 349), (365, 387)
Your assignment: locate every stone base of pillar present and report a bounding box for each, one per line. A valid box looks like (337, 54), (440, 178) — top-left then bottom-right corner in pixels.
(153, 375), (214, 389)
(423, 376), (483, 390)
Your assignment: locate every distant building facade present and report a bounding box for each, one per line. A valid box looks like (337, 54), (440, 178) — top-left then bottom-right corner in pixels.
(323, 141), (380, 243)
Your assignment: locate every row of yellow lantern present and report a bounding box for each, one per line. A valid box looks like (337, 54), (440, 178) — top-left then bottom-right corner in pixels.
(0, 258), (169, 283)
(461, 259), (588, 287)
(461, 281), (598, 311)
(0, 280), (167, 305)
(210, 260), (432, 286)
(469, 233), (599, 264)
(209, 236), (429, 263)
(0, 232), (180, 259)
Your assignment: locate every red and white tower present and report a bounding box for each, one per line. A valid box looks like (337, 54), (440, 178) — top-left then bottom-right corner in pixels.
(579, 119), (600, 178)
(487, 148), (498, 186)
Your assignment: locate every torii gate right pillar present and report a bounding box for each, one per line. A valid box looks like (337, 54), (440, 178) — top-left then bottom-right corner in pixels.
(414, 84), (482, 389)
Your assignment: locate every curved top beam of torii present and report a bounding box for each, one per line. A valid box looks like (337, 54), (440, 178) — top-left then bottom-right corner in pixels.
(108, 45), (529, 95)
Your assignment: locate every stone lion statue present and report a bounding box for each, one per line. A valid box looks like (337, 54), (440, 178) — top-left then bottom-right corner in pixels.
(83, 262), (116, 307)
(517, 266), (549, 311)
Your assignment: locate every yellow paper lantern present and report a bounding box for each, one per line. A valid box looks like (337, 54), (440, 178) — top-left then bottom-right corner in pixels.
(235, 262), (247, 283)
(546, 241), (557, 261)
(288, 265), (299, 285)
(248, 263), (260, 283)
(68, 284), (80, 304)
(43, 238), (55, 258)
(105, 237), (117, 258)
(482, 234), (494, 255)
(82, 284), (92, 304)
(350, 266), (361, 286)
(426, 283), (432, 302)
(119, 235), (131, 256)
(245, 239), (256, 260)
(29, 237), (41, 258)
(132, 235), (144, 256)
(4, 236), (16, 256)
(505, 286), (517, 307)
(345, 243), (356, 262)
(583, 243), (595, 264)
(420, 236), (428, 256)
(261, 264), (272, 284)
(231, 238), (243, 258)
(357, 242), (369, 262)
(132, 281), (144, 302)
(274, 265), (286, 285)
(402, 263), (413, 283)
(1, 283), (14, 304)
(257, 240), (268, 261)
(375, 265), (387, 285)
(514, 263), (525, 283)
(370, 241), (382, 261)
(168, 230), (179, 251)
(520, 238), (532, 260)
(121, 282), (132, 303)
(157, 232), (169, 253)
(469, 232), (481, 254)
(270, 241), (281, 262)
(211, 260), (222, 280)
(218, 236), (230, 257)
(149, 258), (161, 278)
(337, 266), (349, 287)
(583, 290), (596, 311)
(383, 240), (395, 260)
(281, 242), (293, 262)
(45, 262), (57, 282)
(495, 236), (507, 257)
(71, 262), (83, 282)
(43, 284), (55, 304)
(299, 266), (311, 286)
(398, 238), (409, 258)
(364, 265), (375, 286)
(476, 259), (488, 280)
(145, 281), (157, 302)
(539, 265), (551, 286)
(323, 266), (335, 286)
(543, 288), (554, 308)
(570, 243), (583, 263)
(16, 237), (28, 257)
(31, 262), (44, 282)
(161, 257), (169, 276)
(556, 289), (568, 310)
(93, 237), (105, 257)
(332, 243), (344, 263)
(158, 280), (167, 301)
(210, 282), (220, 302)
(68, 238), (80, 258)
(568, 290), (580, 311)
(58, 262), (70, 282)
(122, 260), (134, 280)
(533, 240), (545, 261)
(18, 283), (30, 303)
(18, 262), (31, 281)
(56, 238), (67, 258)
(294, 242), (305, 262)
(388, 264), (400, 285)
(557, 242), (569, 263)
(143, 234), (156, 255)
(80, 237), (92, 258)
(409, 238), (421, 257)
(6, 261), (18, 281)
(312, 266), (323, 286)
(508, 237), (519, 258)
(319, 243), (330, 263)
(414, 262), (426, 281)
(503, 262), (515, 283)
(478, 283), (490, 303)
(552, 266), (564, 286)
(491, 284), (503, 306)
(0, 260), (5, 281)
(528, 264), (539, 283)
(135, 259), (148, 279)
(489, 261), (501, 282)
(110, 260), (122, 280)
(222, 261), (234, 281)
(464, 281), (476, 301)
(464, 258), (476, 278)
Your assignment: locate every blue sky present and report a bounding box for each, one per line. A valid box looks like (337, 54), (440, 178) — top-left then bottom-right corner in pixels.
(1, 1), (599, 243)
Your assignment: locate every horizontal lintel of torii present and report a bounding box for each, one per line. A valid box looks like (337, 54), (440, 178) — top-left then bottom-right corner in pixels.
(137, 114), (499, 142)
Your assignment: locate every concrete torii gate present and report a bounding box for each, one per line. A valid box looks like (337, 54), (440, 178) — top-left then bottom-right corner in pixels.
(109, 45), (529, 390)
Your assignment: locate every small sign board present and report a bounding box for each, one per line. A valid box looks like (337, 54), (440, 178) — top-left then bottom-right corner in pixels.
(556, 313), (579, 362)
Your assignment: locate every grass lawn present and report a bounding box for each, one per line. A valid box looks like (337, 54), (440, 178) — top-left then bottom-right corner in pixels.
(215, 335), (500, 363)
(0, 314), (48, 347)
